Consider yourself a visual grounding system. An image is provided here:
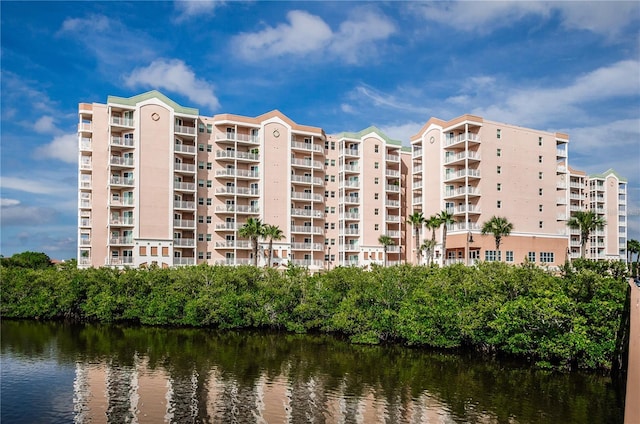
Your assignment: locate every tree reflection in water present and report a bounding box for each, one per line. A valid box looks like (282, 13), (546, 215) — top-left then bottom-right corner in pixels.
(1, 320), (624, 424)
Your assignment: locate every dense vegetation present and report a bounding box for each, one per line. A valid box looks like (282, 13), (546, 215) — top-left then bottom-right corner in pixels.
(1, 259), (629, 370)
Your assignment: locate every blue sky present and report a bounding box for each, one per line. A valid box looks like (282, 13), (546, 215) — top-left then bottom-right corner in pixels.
(1, 1), (639, 260)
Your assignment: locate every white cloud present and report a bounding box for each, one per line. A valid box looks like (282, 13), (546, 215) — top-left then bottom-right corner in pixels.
(351, 84), (431, 114)
(0, 176), (68, 195)
(378, 121), (424, 145)
(341, 103), (355, 114)
(60, 14), (110, 33)
(33, 116), (58, 134)
(0, 205), (58, 226)
(233, 9), (395, 64)
(415, 1), (639, 37)
(0, 198), (20, 207)
(174, 1), (224, 22)
(34, 133), (78, 163)
(125, 59), (220, 111)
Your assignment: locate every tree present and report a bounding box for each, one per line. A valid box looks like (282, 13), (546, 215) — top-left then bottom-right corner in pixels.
(567, 211), (606, 259)
(419, 239), (436, 266)
(481, 216), (514, 254)
(407, 212), (425, 264)
(627, 239), (640, 275)
(424, 215), (441, 265)
(437, 210), (455, 264)
(238, 218), (265, 266)
(0, 251), (52, 269)
(378, 234), (395, 267)
(263, 224), (284, 267)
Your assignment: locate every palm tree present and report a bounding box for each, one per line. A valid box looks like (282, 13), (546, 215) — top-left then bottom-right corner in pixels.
(407, 211), (425, 264)
(378, 234), (395, 267)
(437, 210), (455, 264)
(238, 217), (265, 266)
(626, 238), (640, 274)
(567, 211), (606, 259)
(263, 224), (284, 267)
(420, 239), (436, 266)
(481, 216), (514, 257)
(424, 215), (441, 265)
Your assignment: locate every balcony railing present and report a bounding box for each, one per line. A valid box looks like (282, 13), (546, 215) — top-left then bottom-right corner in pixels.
(342, 180), (360, 188)
(111, 116), (134, 127)
(343, 212), (360, 220)
(412, 196), (422, 205)
(105, 257), (134, 266)
(386, 169), (400, 177)
(444, 151), (480, 164)
(446, 205), (480, 215)
(386, 199), (400, 207)
(291, 175), (323, 185)
(291, 141), (323, 153)
(413, 164), (423, 174)
(385, 184), (400, 192)
(175, 125), (196, 135)
(174, 219), (195, 228)
(291, 242), (324, 250)
(175, 144), (196, 154)
(557, 149), (567, 157)
(215, 150), (259, 161)
(80, 138), (92, 151)
(109, 237), (134, 245)
(80, 219), (91, 227)
(387, 230), (401, 238)
(412, 148), (423, 158)
(291, 208), (324, 218)
(386, 154), (400, 162)
(386, 215), (401, 222)
(215, 205), (259, 214)
(110, 157), (134, 167)
(215, 223), (237, 230)
(444, 132), (481, 147)
(174, 182), (196, 191)
(174, 200), (196, 209)
(174, 163), (196, 173)
(341, 148), (360, 157)
(342, 228), (360, 235)
(444, 169), (481, 181)
(291, 158), (323, 169)
(173, 257), (196, 266)
(80, 181), (92, 190)
(174, 238), (195, 247)
(412, 180), (423, 189)
(111, 137), (134, 147)
(342, 164), (360, 173)
(79, 238), (91, 246)
(444, 187), (480, 197)
(446, 222), (480, 231)
(215, 240), (251, 248)
(215, 133), (260, 144)
(110, 176), (134, 186)
(291, 259), (324, 268)
(110, 218), (134, 226)
(340, 196), (360, 204)
(291, 191), (323, 202)
(215, 169), (260, 178)
(291, 225), (323, 234)
(78, 123), (92, 132)
(215, 187), (260, 196)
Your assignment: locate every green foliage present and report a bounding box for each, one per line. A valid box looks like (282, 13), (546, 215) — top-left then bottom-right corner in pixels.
(0, 260), (629, 370)
(1, 251), (52, 269)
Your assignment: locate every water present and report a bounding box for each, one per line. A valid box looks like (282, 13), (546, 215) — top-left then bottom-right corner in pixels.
(1, 320), (624, 423)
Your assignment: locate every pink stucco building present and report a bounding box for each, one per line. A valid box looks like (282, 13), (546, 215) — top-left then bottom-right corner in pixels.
(77, 91), (627, 269)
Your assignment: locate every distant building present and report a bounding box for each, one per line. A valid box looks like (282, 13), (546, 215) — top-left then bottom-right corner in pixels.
(77, 91), (627, 268)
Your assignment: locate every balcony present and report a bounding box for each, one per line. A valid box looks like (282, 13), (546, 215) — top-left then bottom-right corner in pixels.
(291, 140), (323, 153)
(80, 200), (92, 208)
(291, 158), (323, 169)
(105, 257), (134, 266)
(80, 159), (92, 170)
(174, 219), (195, 228)
(413, 196), (423, 205)
(79, 180), (92, 190)
(556, 149), (567, 157)
(444, 169), (481, 182)
(387, 230), (401, 238)
(174, 238), (196, 247)
(291, 225), (323, 234)
(291, 191), (323, 202)
(175, 143), (196, 154)
(413, 164), (423, 174)
(110, 116), (134, 127)
(386, 169), (400, 178)
(386, 154), (400, 162)
(110, 198), (135, 207)
(109, 237), (134, 245)
(342, 164), (360, 173)
(340, 196), (360, 205)
(445, 222), (480, 231)
(385, 184), (400, 192)
(444, 186), (480, 198)
(110, 156), (134, 167)
(111, 136), (135, 148)
(444, 151), (481, 166)
(174, 163), (196, 173)
(79, 238), (91, 246)
(446, 204), (481, 215)
(215, 223), (237, 231)
(557, 165), (567, 173)
(78, 122), (92, 132)
(80, 138), (92, 151)
(216, 150), (259, 161)
(291, 242), (324, 250)
(215, 132), (260, 145)
(342, 228), (360, 235)
(343, 244), (360, 252)
(110, 176), (134, 186)
(174, 200), (196, 209)
(343, 212), (360, 220)
(291, 259), (324, 268)
(79, 218), (91, 227)
(556, 183), (567, 190)
(412, 148), (423, 158)
(444, 132), (481, 147)
(291, 175), (323, 185)
(412, 180), (423, 190)
(341, 180), (360, 189)
(215, 240), (251, 249)
(173, 257), (196, 266)
(215, 205), (259, 214)
(341, 148), (360, 157)
(215, 186), (260, 196)
(175, 125), (196, 136)
(556, 197), (567, 205)
(386, 215), (401, 222)
(215, 169), (259, 179)
(174, 182), (196, 191)
(78, 257), (92, 266)
(110, 217), (134, 226)
(557, 214), (567, 221)
(386, 199), (400, 207)
(291, 208), (324, 218)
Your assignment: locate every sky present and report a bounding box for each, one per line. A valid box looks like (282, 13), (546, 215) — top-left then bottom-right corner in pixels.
(1, 1), (639, 260)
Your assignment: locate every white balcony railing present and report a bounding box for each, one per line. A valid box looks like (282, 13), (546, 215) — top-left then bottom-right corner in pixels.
(444, 187), (480, 197)
(111, 137), (135, 147)
(291, 208), (324, 218)
(215, 133), (260, 144)
(174, 238), (195, 247)
(174, 219), (195, 228)
(385, 184), (400, 192)
(343, 212), (360, 220)
(174, 182), (196, 191)
(175, 125), (196, 135)
(386, 154), (400, 162)
(291, 175), (323, 185)
(215, 169), (259, 178)
(110, 218), (134, 226)
(444, 132), (481, 146)
(291, 141), (323, 153)
(291, 242), (324, 250)
(175, 144), (196, 154)
(110, 176), (134, 186)
(110, 156), (134, 167)
(173, 257), (196, 266)
(174, 200), (196, 209)
(111, 116), (134, 127)
(174, 163), (196, 173)
(291, 158), (323, 169)
(291, 191), (323, 202)
(109, 237), (133, 245)
(216, 150), (259, 161)
(291, 225), (323, 234)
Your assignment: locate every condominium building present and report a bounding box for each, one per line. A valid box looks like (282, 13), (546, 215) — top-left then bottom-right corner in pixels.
(78, 91), (628, 269)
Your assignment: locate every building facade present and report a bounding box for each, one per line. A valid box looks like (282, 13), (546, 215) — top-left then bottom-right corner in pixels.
(77, 91), (627, 269)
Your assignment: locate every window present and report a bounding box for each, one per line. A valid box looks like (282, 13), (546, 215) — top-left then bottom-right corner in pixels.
(206, 124), (212, 134)
(528, 251), (536, 262)
(374, 224), (379, 231)
(485, 250), (501, 261)
(206, 180), (212, 188)
(331, 175), (335, 182)
(539, 221), (543, 229)
(330, 207), (335, 214)
(198, 179), (205, 187)
(325, 175), (329, 182)
(496, 129), (501, 139)
(198, 162), (204, 170)
(539, 204), (543, 212)
(162, 247), (169, 257)
(538, 155), (543, 163)
(375, 145), (379, 153)
(538, 137), (543, 146)
(325, 207), (329, 213)
(540, 252), (554, 263)
(374, 193), (379, 200)
(325, 159), (329, 166)
(497, 148), (501, 157)
(325, 222), (329, 229)
(207, 234), (212, 241)
(207, 198), (212, 206)
(140, 246), (147, 256)
(206, 216), (212, 224)
(330, 142), (335, 150)
(374, 208), (379, 215)
(506, 251), (514, 262)
(330, 223), (335, 229)
(198, 234), (204, 241)
(198, 123), (205, 133)
(198, 215), (204, 223)
(374, 177), (379, 184)
(331, 191), (335, 198)
(497, 166), (501, 174)
(539, 188), (543, 196)
(151, 246), (158, 256)
(331, 238), (336, 245)
(198, 252), (204, 260)
(497, 183), (502, 191)
(325, 190), (329, 198)
(206, 252), (212, 260)
(207, 162), (212, 170)
(207, 144), (212, 152)
(497, 200), (502, 208)
(198, 197), (204, 205)
(374, 162), (379, 169)
(198, 144), (204, 152)
(330, 159), (336, 166)
(539, 172), (543, 180)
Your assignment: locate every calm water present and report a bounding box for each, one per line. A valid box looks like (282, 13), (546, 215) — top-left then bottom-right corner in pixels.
(1, 320), (624, 423)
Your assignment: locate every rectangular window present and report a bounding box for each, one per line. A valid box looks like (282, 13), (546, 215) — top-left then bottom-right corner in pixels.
(374, 162), (379, 169)
(330, 223), (335, 230)
(151, 246), (158, 256)
(331, 175), (335, 182)
(198, 233), (204, 242)
(375, 145), (379, 153)
(497, 200), (502, 208)
(330, 142), (335, 150)
(325, 141), (329, 149)
(330, 160), (336, 166)
(206, 234), (212, 241)
(506, 251), (514, 262)
(330, 207), (335, 213)
(198, 252), (204, 260)
(539, 221), (543, 229)
(207, 198), (212, 206)
(374, 193), (379, 200)
(162, 247), (169, 257)
(374, 177), (379, 184)
(198, 144), (204, 152)
(497, 166), (501, 174)
(539, 172), (543, 180)
(539, 188), (543, 196)
(206, 124), (212, 134)
(538, 137), (543, 146)
(206, 252), (212, 259)
(207, 144), (212, 152)
(198, 161), (205, 170)
(540, 252), (554, 263)
(497, 129), (501, 139)
(497, 183), (502, 191)
(198, 179), (205, 187)
(331, 238), (336, 245)
(539, 204), (543, 212)
(206, 216), (212, 223)
(331, 191), (335, 198)
(198, 123), (205, 133)
(198, 215), (204, 223)
(206, 180), (212, 188)
(374, 224), (379, 231)
(325, 207), (329, 213)
(207, 162), (212, 170)
(538, 155), (543, 163)
(485, 250), (501, 261)
(325, 159), (329, 166)
(198, 197), (204, 205)
(497, 148), (501, 157)
(374, 208), (379, 215)
(325, 190), (329, 198)
(325, 175), (329, 182)
(528, 251), (536, 262)
(140, 246), (147, 256)
(324, 222), (329, 229)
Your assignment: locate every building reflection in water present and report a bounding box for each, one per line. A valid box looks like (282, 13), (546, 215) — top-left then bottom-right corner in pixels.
(72, 355), (470, 423)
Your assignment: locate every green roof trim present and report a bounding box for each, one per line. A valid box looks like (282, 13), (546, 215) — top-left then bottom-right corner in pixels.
(589, 168), (627, 182)
(107, 90), (199, 116)
(333, 126), (403, 146)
